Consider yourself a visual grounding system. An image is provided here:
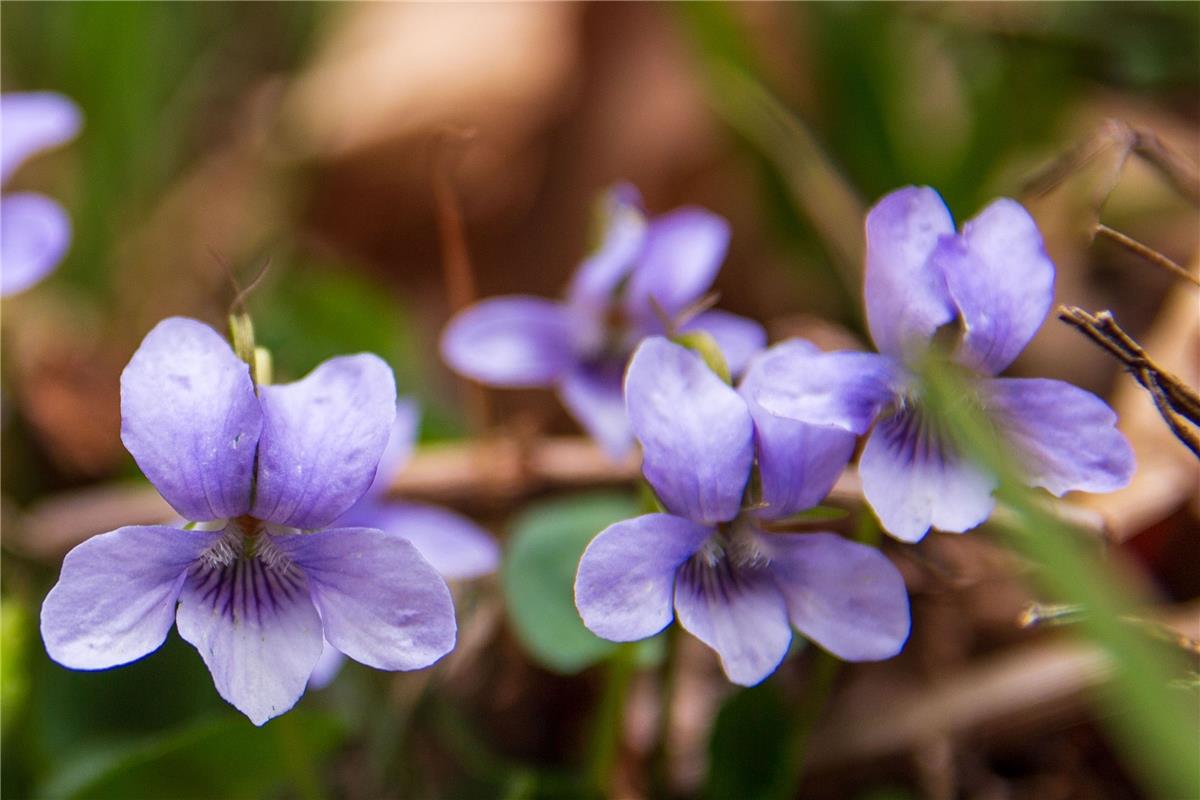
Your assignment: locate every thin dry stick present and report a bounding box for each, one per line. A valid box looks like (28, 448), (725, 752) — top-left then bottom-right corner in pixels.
(1093, 224), (1200, 288)
(430, 127), (491, 432)
(1058, 305), (1200, 458)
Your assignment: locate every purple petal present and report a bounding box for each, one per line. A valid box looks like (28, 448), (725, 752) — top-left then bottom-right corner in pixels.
(566, 184), (647, 311)
(751, 342), (900, 435)
(349, 502), (499, 580)
(982, 377), (1134, 496)
(40, 525), (220, 670)
(739, 343), (857, 519)
(365, 397), (420, 498)
(308, 638), (346, 690)
(0, 92), (82, 184)
(175, 543), (324, 726)
(252, 354), (396, 530)
(0, 193), (70, 295)
(864, 186), (956, 361)
(859, 407), (997, 542)
(674, 555), (791, 686)
(558, 362), (634, 460)
(274, 527), (456, 671)
(680, 310), (767, 377)
(939, 199), (1055, 375)
(765, 532), (910, 661)
(575, 513), (711, 642)
(440, 296), (576, 387)
(624, 207), (730, 321)
(625, 337), (754, 524)
(120, 317), (262, 522)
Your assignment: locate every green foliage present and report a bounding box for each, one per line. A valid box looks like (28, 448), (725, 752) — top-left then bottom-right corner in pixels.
(704, 682), (791, 800)
(502, 492), (642, 674)
(40, 711), (344, 800)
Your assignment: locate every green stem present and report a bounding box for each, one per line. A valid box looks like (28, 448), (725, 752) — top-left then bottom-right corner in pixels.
(772, 649), (841, 800)
(651, 625), (680, 797)
(277, 712), (325, 800)
(586, 643), (638, 795)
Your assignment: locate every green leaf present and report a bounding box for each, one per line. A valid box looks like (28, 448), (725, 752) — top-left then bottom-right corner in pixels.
(704, 683), (791, 800)
(502, 492), (640, 674)
(41, 711), (344, 800)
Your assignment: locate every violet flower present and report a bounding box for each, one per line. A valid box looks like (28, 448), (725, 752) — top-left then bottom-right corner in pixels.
(441, 184), (766, 458)
(575, 337), (910, 685)
(1, 92), (81, 295)
(309, 398), (499, 688)
(753, 186), (1134, 542)
(40, 317), (456, 725)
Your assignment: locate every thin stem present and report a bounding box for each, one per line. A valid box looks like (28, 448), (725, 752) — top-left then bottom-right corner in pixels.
(772, 649), (841, 800)
(586, 643), (638, 796)
(651, 624), (680, 798)
(1093, 224), (1200, 287)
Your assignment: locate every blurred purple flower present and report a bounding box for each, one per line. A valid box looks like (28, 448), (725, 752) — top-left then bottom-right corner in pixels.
(40, 317), (456, 725)
(574, 337), (909, 686)
(308, 398), (499, 689)
(754, 186), (1134, 542)
(1, 92), (81, 295)
(441, 184), (766, 458)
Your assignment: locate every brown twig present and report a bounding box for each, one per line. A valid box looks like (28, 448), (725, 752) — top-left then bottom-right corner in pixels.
(1093, 224), (1200, 287)
(1058, 305), (1200, 458)
(1022, 118), (1200, 209)
(430, 126), (491, 432)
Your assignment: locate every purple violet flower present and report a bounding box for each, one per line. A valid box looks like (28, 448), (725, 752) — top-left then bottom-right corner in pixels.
(441, 184), (766, 458)
(40, 317), (457, 725)
(309, 398), (499, 689)
(574, 337), (910, 685)
(753, 186), (1135, 542)
(1, 92), (82, 296)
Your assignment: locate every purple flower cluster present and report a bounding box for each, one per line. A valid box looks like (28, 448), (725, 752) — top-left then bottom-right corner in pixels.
(753, 187), (1134, 541)
(441, 184), (765, 458)
(575, 337), (910, 685)
(41, 318), (458, 725)
(1, 92), (81, 296)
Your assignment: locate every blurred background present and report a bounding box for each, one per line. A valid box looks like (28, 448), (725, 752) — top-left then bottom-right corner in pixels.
(1, 3), (1197, 799)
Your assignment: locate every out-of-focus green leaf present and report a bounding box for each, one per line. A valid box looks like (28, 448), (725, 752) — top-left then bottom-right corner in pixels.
(919, 358), (1200, 800)
(0, 598), (30, 736)
(502, 492), (640, 674)
(41, 711), (344, 800)
(704, 683), (791, 800)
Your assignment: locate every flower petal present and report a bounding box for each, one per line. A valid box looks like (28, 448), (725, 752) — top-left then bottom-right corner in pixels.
(982, 377), (1134, 496)
(558, 361), (634, 459)
(120, 317), (262, 521)
(175, 547), (324, 726)
(0, 193), (70, 295)
(938, 198), (1055, 375)
(440, 296), (575, 387)
(252, 354), (396, 530)
(765, 533), (910, 661)
(346, 502), (499, 580)
(308, 638), (346, 690)
(859, 407), (997, 542)
(751, 342), (899, 435)
(674, 556), (791, 686)
(626, 337), (754, 524)
(0, 92), (82, 184)
(624, 207), (730, 321)
(681, 309), (767, 377)
(739, 343), (857, 518)
(575, 513), (711, 642)
(566, 184), (647, 310)
(274, 527), (456, 671)
(40, 525), (220, 670)
(864, 186), (956, 361)
(365, 397), (420, 498)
